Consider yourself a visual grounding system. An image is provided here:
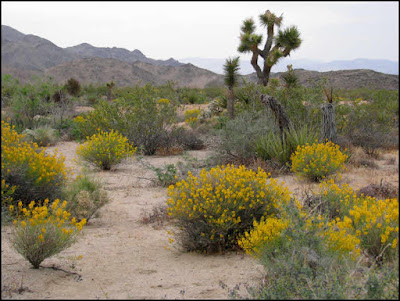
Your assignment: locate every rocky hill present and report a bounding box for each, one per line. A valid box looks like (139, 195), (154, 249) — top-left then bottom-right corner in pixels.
(43, 58), (223, 88)
(244, 69), (399, 91)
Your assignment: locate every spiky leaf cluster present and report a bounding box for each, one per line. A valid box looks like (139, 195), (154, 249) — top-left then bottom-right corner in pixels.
(223, 57), (240, 88)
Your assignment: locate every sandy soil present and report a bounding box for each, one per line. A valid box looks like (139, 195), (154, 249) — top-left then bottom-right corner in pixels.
(1, 142), (398, 299)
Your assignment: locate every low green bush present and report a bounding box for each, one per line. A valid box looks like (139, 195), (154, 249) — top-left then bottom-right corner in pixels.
(63, 173), (109, 221)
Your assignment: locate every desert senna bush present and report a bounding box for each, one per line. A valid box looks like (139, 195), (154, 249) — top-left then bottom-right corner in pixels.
(184, 108), (202, 127)
(323, 216), (362, 260)
(238, 216), (289, 257)
(1, 121), (69, 205)
(349, 197), (398, 261)
(311, 180), (398, 262)
(166, 164), (291, 253)
(157, 98), (170, 105)
(311, 179), (359, 220)
(291, 141), (348, 182)
(76, 129), (136, 170)
(9, 199), (86, 269)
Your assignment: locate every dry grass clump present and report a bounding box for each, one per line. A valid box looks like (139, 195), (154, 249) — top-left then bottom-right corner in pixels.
(356, 181), (399, 200)
(139, 203), (171, 229)
(346, 146), (379, 169)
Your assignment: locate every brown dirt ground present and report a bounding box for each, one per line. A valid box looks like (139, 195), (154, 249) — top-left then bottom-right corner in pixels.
(1, 142), (398, 299)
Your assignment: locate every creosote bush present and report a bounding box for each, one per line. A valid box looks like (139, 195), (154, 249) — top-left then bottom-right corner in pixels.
(291, 141), (348, 182)
(9, 199), (86, 269)
(76, 129), (136, 170)
(166, 164), (290, 253)
(1, 121), (69, 206)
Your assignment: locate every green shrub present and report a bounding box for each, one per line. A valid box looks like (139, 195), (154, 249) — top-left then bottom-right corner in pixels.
(65, 78), (81, 97)
(23, 125), (60, 147)
(237, 197), (399, 300)
(73, 97), (176, 155)
(76, 130), (136, 170)
(154, 164), (178, 187)
(171, 127), (204, 151)
(63, 173), (109, 221)
(217, 110), (276, 162)
(245, 202), (358, 300)
(179, 88), (208, 104)
(166, 164), (291, 253)
(9, 199), (86, 269)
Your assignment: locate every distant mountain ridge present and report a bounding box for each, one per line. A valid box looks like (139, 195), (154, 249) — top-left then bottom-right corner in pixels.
(1, 25), (183, 71)
(179, 57), (399, 75)
(1, 25), (398, 90)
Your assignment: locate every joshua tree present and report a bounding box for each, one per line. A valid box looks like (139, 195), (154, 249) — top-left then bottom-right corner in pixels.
(106, 81), (115, 101)
(321, 86), (337, 143)
(238, 10), (302, 86)
(281, 64), (298, 88)
(223, 56), (240, 119)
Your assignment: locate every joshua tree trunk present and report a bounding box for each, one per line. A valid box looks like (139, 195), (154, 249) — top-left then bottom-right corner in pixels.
(227, 88), (235, 119)
(107, 88), (112, 101)
(321, 103), (337, 143)
(260, 94), (292, 139)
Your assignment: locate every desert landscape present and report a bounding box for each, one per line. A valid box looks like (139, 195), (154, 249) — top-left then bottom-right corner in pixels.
(2, 3), (399, 300)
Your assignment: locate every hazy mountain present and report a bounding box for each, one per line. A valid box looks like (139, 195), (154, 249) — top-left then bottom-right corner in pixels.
(179, 57), (399, 75)
(1, 26), (77, 71)
(1, 25), (184, 71)
(65, 43), (183, 67)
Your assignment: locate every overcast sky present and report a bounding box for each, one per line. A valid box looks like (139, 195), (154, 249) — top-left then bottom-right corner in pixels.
(2, 1), (399, 62)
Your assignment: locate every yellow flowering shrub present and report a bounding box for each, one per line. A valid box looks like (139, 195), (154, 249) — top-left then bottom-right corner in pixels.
(184, 109), (201, 127)
(9, 199), (86, 269)
(349, 197), (398, 260)
(157, 98), (170, 105)
(311, 180), (399, 262)
(1, 179), (16, 207)
(312, 179), (359, 219)
(1, 121), (69, 205)
(76, 129), (137, 170)
(291, 141), (348, 182)
(238, 217), (289, 256)
(324, 216), (362, 259)
(166, 164), (291, 252)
